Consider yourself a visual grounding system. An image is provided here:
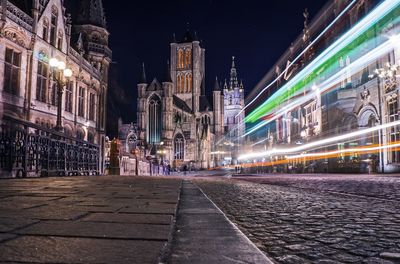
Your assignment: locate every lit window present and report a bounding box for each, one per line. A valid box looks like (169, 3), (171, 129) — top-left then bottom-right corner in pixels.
(174, 133), (184, 160)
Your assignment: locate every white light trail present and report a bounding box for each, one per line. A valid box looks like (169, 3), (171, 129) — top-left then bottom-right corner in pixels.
(236, 0), (358, 117)
(242, 37), (399, 139)
(238, 120), (400, 160)
(287, 142), (400, 160)
(242, 0), (400, 121)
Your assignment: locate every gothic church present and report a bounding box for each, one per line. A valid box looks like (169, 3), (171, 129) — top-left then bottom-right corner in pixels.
(136, 31), (245, 169)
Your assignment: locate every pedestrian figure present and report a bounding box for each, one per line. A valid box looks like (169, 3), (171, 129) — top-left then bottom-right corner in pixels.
(183, 165), (187, 175)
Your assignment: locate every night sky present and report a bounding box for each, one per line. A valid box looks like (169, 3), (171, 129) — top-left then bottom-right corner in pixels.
(70, 0), (327, 137)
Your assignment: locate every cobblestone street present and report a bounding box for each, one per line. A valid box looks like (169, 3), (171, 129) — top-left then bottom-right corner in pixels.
(196, 175), (400, 264)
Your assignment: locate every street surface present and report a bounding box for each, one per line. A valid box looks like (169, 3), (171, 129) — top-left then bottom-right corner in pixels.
(0, 176), (181, 264)
(195, 174), (400, 264)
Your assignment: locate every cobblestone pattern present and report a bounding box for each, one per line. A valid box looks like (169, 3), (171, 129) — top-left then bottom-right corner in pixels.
(235, 174), (400, 201)
(196, 176), (400, 264)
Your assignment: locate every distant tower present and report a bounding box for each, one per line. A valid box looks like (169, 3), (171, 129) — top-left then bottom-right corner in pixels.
(73, 0), (112, 171)
(224, 56), (245, 138)
(213, 77), (224, 138)
(170, 29), (205, 113)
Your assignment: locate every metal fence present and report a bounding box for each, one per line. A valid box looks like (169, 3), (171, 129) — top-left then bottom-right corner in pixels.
(0, 116), (100, 178)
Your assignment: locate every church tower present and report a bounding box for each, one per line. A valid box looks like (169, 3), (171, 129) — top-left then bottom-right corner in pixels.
(224, 56), (245, 138)
(74, 0), (111, 82)
(73, 0), (111, 168)
(170, 30), (205, 113)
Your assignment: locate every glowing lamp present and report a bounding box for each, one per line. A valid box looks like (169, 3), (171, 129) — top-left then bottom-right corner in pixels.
(63, 68), (73, 78)
(49, 58), (59, 68)
(57, 61), (66, 70)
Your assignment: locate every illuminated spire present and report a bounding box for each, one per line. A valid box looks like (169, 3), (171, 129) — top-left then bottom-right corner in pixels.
(229, 56), (238, 90)
(139, 63), (147, 84)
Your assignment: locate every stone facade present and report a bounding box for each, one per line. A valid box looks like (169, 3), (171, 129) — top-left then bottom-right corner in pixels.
(133, 32), (245, 170)
(0, 0), (111, 173)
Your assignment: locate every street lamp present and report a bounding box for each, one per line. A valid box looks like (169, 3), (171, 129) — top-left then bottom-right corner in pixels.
(49, 57), (73, 132)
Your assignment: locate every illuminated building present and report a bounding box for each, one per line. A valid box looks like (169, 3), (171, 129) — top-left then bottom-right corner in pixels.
(133, 31), (244, 170)
(0, 0), (111, 176)
(240, 0), (400, 173)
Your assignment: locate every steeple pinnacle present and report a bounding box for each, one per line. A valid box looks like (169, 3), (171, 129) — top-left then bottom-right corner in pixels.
(214, 76), (221, 91)
(164, 60), (172, 83)
(201, 75), (206, 96)
(76, 0), (107, 28)
(139, 63), (147, 84)
(229, 56), (238, 90)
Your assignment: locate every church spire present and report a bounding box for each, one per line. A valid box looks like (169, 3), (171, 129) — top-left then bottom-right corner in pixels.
(76, 0), (107, 28)
(139, 63), (147, 84)
(229, 56), (238, 90)
(164, 60), (172, 83)
(201, 75), (206, 96)
(214, 76), (221, 91)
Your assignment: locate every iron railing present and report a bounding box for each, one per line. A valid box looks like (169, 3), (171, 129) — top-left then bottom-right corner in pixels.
(0, 116), (100, 178)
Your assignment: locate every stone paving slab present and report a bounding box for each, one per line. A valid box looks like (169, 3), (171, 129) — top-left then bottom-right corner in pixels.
(0, 217), (39, 232)
(0, 176), (182, 263)
(0, 235), (165, 264)
(17, 220), (171, 240)
(82, 212), (173, 225)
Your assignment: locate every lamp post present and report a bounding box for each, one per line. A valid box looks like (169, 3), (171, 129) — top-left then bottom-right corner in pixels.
(49, 58), (73, 132)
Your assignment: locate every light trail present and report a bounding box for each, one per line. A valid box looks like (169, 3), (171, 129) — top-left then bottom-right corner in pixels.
(238, 120), (400, 160)
(235, 0), (358, 118)
(286, 142), (400, 160)
(218, 142), (400, 170)
(242, 37), (399, 139)
(245, 0), (400, 124)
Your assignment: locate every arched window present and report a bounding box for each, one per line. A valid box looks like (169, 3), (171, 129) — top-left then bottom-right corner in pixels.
(77, 129), (85, 140)
(177, 73), (182, 93)
(174, 133), (184, 160)
(57, 30), (63, 50)
(179, 75), (185, 93)
(177, 49), (184, 69)
(147, 94), (162, 144)
(185, 73), (192, 92)
(42, 18), (49, 41)
(88, 132), (95, 143)
(185, 49), (191, 68)
(50, 6), (58, 46)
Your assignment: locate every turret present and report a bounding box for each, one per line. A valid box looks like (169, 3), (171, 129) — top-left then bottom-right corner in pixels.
(213, 77), (223, 137)
(162, 60), (174, 141)
(137, 63), (148, 140)
(74, 0), (111, 81)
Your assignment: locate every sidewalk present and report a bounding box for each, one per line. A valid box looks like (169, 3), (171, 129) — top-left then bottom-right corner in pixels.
(0, 175), (271, 264)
